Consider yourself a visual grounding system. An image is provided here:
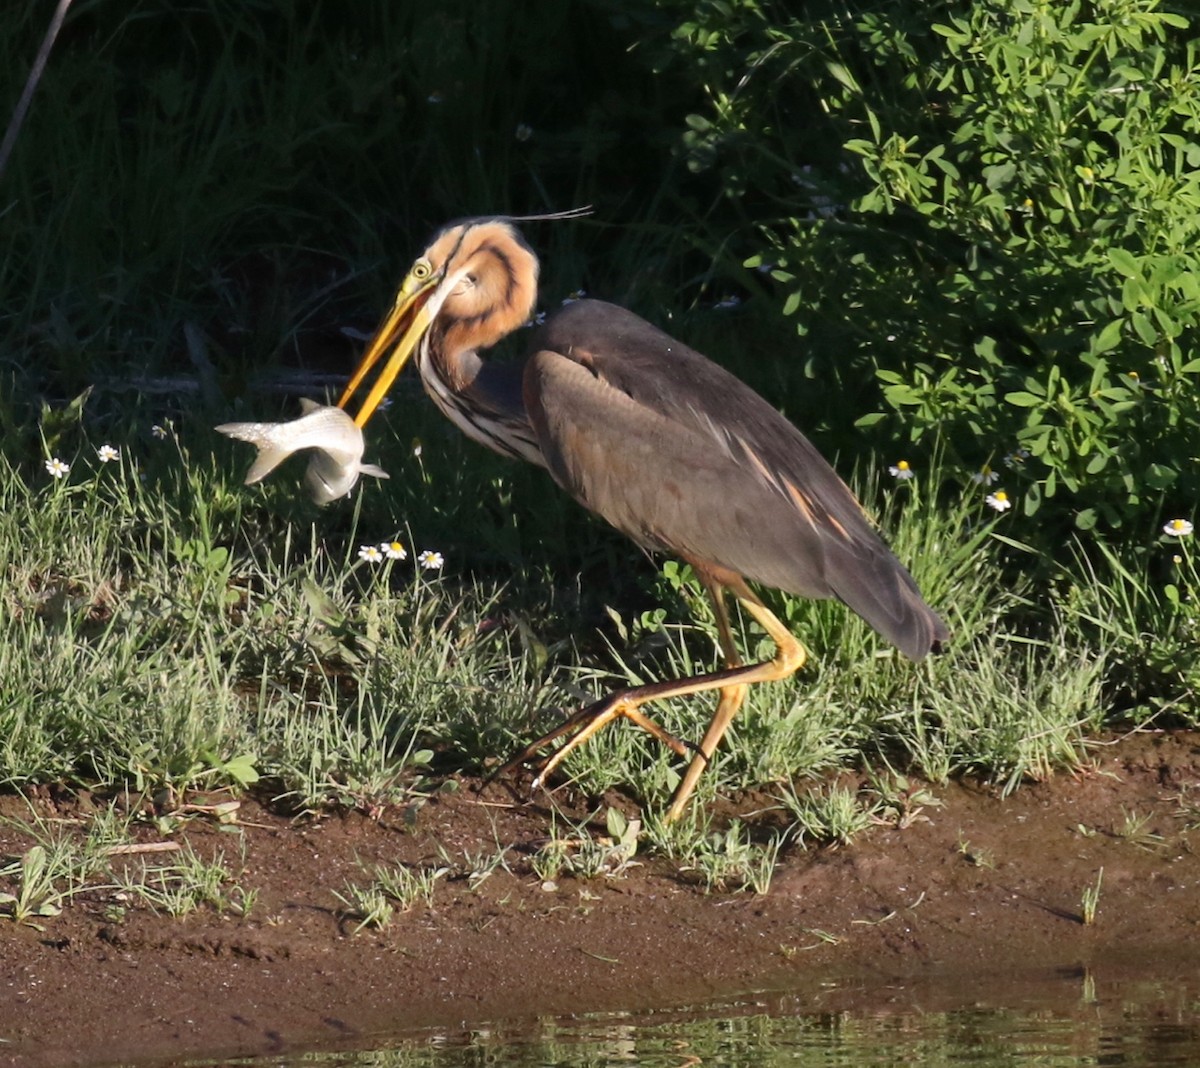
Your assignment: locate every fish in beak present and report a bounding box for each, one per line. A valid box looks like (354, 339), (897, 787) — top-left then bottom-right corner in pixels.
(217, 399), (388, 505)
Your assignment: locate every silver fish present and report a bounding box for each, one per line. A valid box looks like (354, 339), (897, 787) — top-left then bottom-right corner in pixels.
(216, 399), (389, 505)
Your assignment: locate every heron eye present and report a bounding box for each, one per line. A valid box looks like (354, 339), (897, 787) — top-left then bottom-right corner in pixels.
(412, 259), (432, 280)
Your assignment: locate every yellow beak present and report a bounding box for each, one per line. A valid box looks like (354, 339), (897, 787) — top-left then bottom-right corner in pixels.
(337, 270), (441, 427)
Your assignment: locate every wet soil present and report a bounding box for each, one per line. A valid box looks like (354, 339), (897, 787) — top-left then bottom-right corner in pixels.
(2, 730), (1199, 1068)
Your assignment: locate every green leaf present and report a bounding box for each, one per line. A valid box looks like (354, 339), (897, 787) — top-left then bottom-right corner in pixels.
(1005, 391), (1044, 408)
(1145, 464), (1177, 490)
(1108, 248), (1141, 278)
(1091, 319), (1124, 354)
(983, 162), (1016, 191)
(854, 412), (887, 427)
(1130, 311), (1157, 347)
(826, 62), (862, 95)
(222, 754), (260, 787)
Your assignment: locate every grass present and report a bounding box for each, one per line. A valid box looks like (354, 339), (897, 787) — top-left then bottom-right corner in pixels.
(111, 841), (257, 919)
(334, 860), (448, 931)
(0, 403), (1134, 817)
(0, 798), (255, 924)
(530, 807), (642, 884)
(776, 782), (878, 848)
(1081, 869), (1104, 927)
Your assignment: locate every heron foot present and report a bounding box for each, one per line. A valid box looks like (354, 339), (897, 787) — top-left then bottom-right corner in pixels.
(492, 692), (697, 797)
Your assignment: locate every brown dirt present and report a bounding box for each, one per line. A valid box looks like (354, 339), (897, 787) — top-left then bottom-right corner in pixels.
(2, 730), (1199, 1068)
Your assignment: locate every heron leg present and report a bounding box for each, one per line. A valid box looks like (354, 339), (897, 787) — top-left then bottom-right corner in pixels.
(496, 577), (807, 819)
(494, 698), (695, 793)
(665, 578), (749, 821)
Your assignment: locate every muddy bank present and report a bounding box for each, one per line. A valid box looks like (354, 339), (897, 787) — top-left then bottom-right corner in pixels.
(2, 730), (1198, 1067)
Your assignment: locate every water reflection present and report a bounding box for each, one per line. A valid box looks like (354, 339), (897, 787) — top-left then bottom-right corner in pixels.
(220, 968), (1200, 1068)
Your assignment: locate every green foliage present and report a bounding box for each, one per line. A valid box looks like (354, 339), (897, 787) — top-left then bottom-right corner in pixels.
(661, 0), (1200, 536)
(0, 0), (694, 402)
(1063, 532), (1200, 724)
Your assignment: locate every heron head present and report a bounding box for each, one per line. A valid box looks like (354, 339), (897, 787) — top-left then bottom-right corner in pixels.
(338, 218), (540, 428)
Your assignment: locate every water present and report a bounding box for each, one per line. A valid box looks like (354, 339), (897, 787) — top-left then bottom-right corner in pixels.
(215, 967), (1200, 1067)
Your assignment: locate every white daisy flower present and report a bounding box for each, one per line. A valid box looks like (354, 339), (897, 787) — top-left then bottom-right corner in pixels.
(418, 550), (444, 571)
(986, 491), (1012, 513)
(358, 544), (384, 563)
(888, 460), (915, 480)
(1163, 519), (1194, 538)
(45, 457), (70, 479)
(381, 540), (408, 560)
(971, 466), (999, 486)
(97, 445), (120, 463)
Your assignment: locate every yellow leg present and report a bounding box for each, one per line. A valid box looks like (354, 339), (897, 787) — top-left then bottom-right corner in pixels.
(494, 579), (807, 821)
(664, 577), (747, 820)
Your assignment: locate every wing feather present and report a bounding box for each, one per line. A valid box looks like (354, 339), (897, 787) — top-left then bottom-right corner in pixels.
(524, 300), (948, 660)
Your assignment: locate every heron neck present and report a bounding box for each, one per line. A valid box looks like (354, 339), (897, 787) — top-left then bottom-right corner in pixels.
(418, 337), (542, 465)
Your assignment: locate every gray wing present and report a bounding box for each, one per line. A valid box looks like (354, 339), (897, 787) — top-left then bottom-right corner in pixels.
(523, 300), (948, 660)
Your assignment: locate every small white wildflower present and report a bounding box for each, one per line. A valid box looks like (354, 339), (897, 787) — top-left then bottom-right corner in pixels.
(713, 296), (742, 310)
(358, 544), (384, 563)
(381, 540), (408, 560)
(45, 457), (70, 479)
(151, 424), (168, 440)
(886, 334), (897, 342)
(97, 444), (120, 463)
(888, 460), (915, 480)
(1002, 448), (1030, 468)
(1163, 519), (1194, 538)
(971, 466), (1000, 486)
(561, 290), (586, 305)
(515, 123), (533, 142)
(427, 91), (444, 104)
(986, 491), (1012, 513)
(418, 550), (444, 571)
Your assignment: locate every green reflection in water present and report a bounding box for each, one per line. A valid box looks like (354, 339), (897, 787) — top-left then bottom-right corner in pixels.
(224, 972), (1200, 1068)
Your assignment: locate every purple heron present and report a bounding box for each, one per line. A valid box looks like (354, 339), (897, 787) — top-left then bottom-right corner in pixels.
(338, 216), (948, 821)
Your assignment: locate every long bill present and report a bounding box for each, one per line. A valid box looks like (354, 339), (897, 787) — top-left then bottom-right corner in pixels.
(337, 271), (441, 428)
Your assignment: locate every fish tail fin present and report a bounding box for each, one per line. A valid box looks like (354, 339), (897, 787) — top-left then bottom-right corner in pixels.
(216, 423), (292, 485)
(242, 447), (291, 485)
(359, 463), (390, 480)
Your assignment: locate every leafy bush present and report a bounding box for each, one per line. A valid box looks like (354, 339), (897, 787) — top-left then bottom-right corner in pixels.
(660, 0), (1200, 537)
